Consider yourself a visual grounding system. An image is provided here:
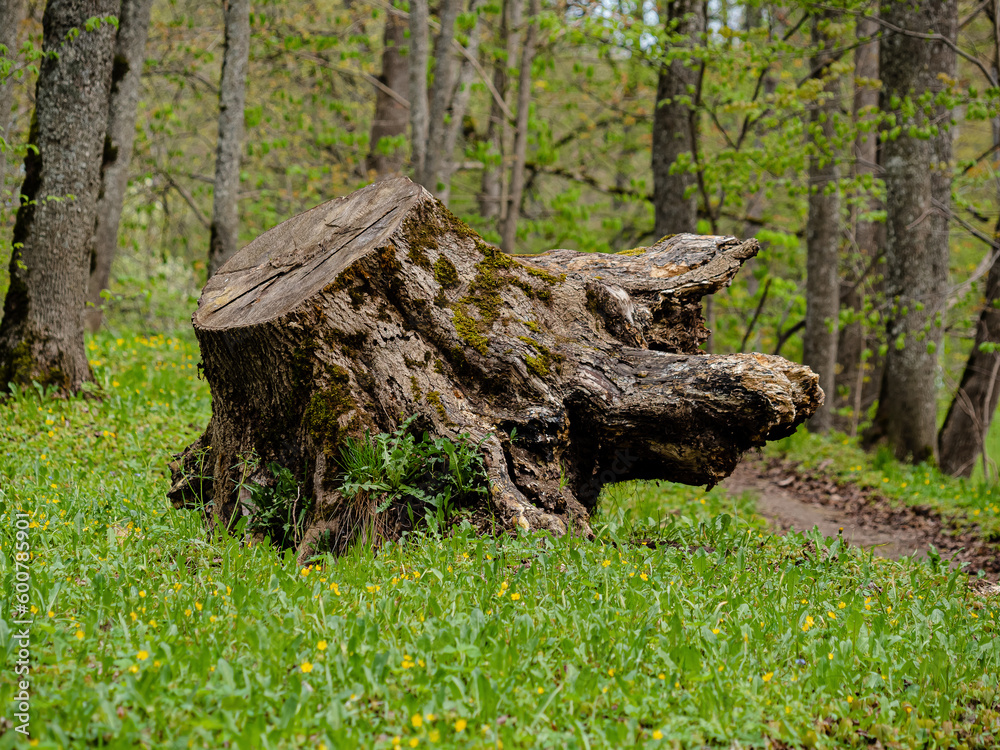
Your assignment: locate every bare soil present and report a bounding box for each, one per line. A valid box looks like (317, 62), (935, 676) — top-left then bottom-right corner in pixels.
(721, 458), (1000, 578)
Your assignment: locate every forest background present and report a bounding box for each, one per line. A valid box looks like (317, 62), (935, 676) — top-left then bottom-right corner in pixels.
(1, 0), (999, 473)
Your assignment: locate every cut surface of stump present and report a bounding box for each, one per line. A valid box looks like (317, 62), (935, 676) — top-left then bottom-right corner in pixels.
(169, 177), (822, 559)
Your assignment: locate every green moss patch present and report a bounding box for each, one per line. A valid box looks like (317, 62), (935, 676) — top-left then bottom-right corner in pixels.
(303, 365), (355, 453)
(433, 256), (459, 288)
(452, 304), (489, 356)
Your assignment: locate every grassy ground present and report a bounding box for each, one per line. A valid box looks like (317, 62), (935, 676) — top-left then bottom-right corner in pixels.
(2, 328), (1000, 749)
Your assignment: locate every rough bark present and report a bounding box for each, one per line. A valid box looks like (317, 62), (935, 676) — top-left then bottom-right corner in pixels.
(652, 0), (704, 238)
(366, 6), (409, 179)
(207, 0), (250, 278)
(86, 0), (154, 333)
(478, 0), (518, 220)
(0, 0), (119, 393)
(499, 0), (538, 253)
(802, 12), (841, 433)
(168, 177), (822, 561)
(422, 0), (463, 197)
(865, 0), (956, 463)
(835, 11), (882, 434)
(408, 0), (430, 185)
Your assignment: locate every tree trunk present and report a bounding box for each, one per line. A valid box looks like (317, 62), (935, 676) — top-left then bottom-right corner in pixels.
(366, 6), (409, 179)
(408, 0), (430, 186)
(0, 0), (26, 136)
(938, 246), (1000, 477)
(478, 0), (518, 221)
(207, 0), (250, 278)
(437, 0), (487, 206)
(0, 0), (119, 393)
(937, 2), (1000, 478)
(168, 177), (822, 561)
(85, 0), (154, 333)
(0, 0), (27, 207)
(802, 12), (841, 433)
(652, 0), (704, 238)
(835, 10), (882, 435)
(499, 0), (538, 253)
(422, 0), (463, 197)
(865, 0), (956, 463)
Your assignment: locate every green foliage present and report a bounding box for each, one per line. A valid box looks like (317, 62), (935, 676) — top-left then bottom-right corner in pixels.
(242, 459), (311, 548)
(338, 416), (489, 526)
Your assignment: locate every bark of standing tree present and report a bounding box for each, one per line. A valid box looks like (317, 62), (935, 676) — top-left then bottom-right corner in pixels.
(408, 0), (430, 186)
(366, 6), (409, 179)
(652, 0), (704, 239)
(499, 0), (539, 253)
(0, 0), (119, 393)
(835, 10), (882, 435)
(207, 0), (250, 278)
(865, 0), (957, 463)
(937, 1), (1000, 478)
(167, 178), (822, 561)
(85, 0), (154, 333)
(802, 12), (841, 433)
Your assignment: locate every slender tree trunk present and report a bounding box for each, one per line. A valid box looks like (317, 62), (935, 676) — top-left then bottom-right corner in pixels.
(0, 0), (119, 393)
(0, 0), (27, 209)
(937, 2), (1000, 478)
(208, 0), (250, 278)
(85, 0), (154, 332)
(938, 240), (1000, 477)
(366, 6), (409, 179)
(0, 0), (26, 140)
(478, 0), (518, 220)
(865, 0), (957, 463)
(835, 11), (881, 434)
(437, 0), (487, 205)
(422, 0), (463, 196)
(500, 0), (539, 253)
(408, 0), (430, 186)
(652, 0), (704, 238)
(803, 11), (841, 433)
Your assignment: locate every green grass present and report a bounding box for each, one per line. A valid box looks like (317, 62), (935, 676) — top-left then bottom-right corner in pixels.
(2, 326), (1000, 749)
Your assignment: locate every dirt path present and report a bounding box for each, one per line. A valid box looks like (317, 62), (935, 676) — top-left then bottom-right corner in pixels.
(720, 459), (1000, 577)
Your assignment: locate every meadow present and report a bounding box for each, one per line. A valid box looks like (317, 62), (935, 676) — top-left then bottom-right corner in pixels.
(1, 321), (1000, 749)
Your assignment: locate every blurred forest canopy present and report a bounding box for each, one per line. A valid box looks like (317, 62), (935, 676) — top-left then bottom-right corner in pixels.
(1, 0), (1000, 472)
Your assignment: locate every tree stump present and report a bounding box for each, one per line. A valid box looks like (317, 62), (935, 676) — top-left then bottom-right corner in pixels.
(168, 177), (822, 559)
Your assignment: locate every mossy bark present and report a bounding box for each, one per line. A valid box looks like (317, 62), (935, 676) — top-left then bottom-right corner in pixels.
(168, 177), (822, 560)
